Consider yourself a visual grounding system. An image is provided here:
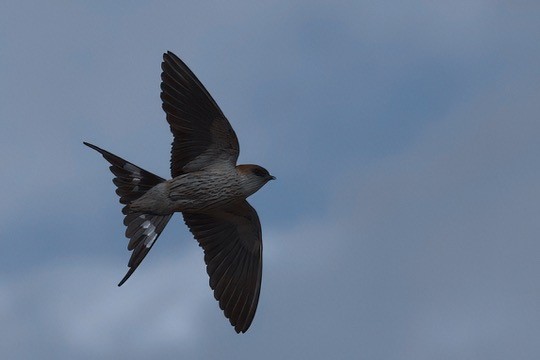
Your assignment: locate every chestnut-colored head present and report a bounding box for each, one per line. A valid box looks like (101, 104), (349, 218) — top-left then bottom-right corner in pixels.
(236, 164), (275, 197)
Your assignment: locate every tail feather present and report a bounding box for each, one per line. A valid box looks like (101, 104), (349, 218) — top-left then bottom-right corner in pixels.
(84, 142), (165, 211)
(118, 212), (172, 286)
(84, 142), (172, 286)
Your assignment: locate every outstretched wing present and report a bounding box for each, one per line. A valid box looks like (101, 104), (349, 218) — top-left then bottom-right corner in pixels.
(84, 142), (172, 286)
(182, 201), (263, 333)
(161, 51), (240, 177)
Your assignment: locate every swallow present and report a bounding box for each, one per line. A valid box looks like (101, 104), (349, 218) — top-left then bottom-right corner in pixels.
(84, 51), (275, 333)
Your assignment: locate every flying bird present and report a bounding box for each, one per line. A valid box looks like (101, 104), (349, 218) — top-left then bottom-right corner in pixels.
(84, 51), (275, 333)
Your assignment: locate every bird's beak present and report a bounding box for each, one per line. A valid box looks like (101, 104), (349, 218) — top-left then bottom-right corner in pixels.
(269, 175), (276, 180)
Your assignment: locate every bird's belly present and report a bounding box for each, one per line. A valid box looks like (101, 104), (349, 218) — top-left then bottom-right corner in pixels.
(167, 173), (243, 212)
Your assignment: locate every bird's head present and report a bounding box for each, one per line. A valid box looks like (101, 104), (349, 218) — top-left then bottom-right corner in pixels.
(237, 164), (275, 197)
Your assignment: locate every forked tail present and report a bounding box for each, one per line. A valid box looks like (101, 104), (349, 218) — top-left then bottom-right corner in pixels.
(84, 142), (172, 286)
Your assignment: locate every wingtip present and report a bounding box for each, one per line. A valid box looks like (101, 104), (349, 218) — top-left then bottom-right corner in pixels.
(162, 51), (174, 72)
(163, 50), (175, 61)
(233, 318), (252, 334)
(235, 325), (249, 334)
(163, 51), (184, 66)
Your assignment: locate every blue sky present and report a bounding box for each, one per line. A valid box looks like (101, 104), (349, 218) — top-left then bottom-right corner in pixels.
(1, 1), (540, 359)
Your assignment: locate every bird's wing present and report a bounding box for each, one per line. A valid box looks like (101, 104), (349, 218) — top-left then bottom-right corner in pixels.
(161, 51), (240, 178)
(182, 200), (263, 333)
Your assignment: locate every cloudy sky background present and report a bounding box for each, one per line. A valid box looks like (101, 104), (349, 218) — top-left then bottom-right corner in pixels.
(1, 1), (539, 359)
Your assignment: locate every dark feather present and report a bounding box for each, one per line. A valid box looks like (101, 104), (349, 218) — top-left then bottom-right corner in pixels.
(183, 200), (262, 333)
(84, 142), (172, 286)
(161, 51), (240, 177)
